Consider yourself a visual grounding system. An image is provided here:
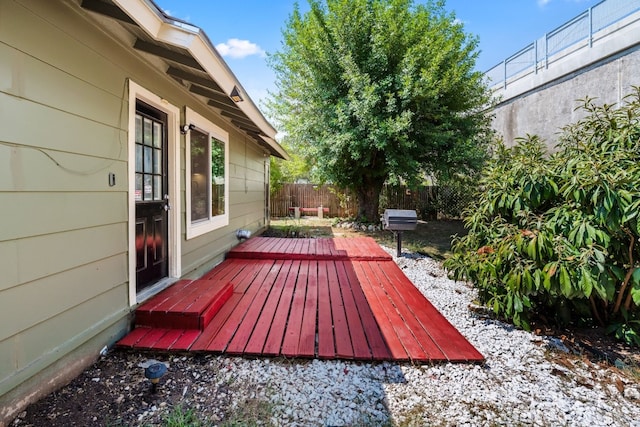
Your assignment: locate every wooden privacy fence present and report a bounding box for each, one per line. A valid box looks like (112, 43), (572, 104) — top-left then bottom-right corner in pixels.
(270, 184), (471, 219)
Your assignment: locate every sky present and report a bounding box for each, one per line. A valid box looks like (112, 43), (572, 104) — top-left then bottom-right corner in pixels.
(154, 0), (602, 107)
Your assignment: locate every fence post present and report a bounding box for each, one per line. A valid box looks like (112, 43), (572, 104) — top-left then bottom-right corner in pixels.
(544, 33), (549, 69)
(534, 39), (538, 74)
(588, 6), (593, 48)
(503, 59), (507, 90)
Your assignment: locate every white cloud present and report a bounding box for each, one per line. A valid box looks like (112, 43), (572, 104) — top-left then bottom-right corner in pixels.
(216, 38), (266, 59)
(538, 0), (591, 7)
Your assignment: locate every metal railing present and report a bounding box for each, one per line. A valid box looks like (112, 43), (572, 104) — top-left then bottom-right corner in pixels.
(485, 0), (640, 89)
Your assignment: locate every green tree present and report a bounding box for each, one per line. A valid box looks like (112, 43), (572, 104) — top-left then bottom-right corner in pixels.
(269, 139), (312, 195)
(268, 0), (492, 221)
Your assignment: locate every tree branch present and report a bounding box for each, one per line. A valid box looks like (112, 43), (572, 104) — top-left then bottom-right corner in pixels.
(590, 295), (604, 326)
(613, 230), (634, 314)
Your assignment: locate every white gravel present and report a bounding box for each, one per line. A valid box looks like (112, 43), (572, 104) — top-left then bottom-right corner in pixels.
(202, 247), (640, 427)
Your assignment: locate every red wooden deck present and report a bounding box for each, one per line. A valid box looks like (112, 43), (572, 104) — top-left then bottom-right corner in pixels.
(117, 237), (483, 363)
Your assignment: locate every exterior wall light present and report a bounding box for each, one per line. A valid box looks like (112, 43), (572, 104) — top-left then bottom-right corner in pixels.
(181, 123), (196, 134)
(230, 86), (244, 103)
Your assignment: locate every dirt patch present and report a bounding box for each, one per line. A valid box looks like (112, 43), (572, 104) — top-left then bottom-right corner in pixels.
(14, 352), (271, 427)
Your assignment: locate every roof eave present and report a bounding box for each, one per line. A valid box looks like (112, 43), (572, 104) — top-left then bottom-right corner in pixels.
(110, 0), (286, 159)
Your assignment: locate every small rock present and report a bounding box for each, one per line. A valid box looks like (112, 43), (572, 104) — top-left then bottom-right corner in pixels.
(624, 387), (640, 400)
(545, 337), (569, 353)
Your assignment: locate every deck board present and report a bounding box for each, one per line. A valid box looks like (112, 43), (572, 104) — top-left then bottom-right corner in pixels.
(316, 261), (336, 359)
(353, 261), (411, 361)
(213, 261), (284, 353)
(118, 237), (483, 363)
(263, 260), (301, 356)
(366, 261), (443, 361)
(326, 260), (354, 358)
(342, 261), (391, 360)
(297, 260), (318, 357)
(170, 329), (201, 351)
(150, 329), (183, 350)
(239, 260), (292, 355)
(336, 261), (373, 360)
(280, 260), (309, 357)
(227, 237), (392, 261)
(379, 260), (485, 361)
(190, 260), (273, 351)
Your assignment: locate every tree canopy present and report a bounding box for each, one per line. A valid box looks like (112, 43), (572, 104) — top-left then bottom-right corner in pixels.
(268, 0), (493, 221)
(269, 139), (312, 194)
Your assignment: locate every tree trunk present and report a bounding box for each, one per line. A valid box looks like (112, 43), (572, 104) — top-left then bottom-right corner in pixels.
(355, 177), (385, 223)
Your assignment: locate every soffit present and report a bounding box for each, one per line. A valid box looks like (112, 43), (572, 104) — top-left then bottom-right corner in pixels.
(78, 0), (287, 159)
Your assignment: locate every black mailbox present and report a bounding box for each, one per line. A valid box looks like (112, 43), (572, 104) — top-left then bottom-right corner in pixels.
(383, 209), (418, 231)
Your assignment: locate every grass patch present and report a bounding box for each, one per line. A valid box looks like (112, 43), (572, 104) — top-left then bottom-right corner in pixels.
(266, 217), (466, 260)
(264, 217), (334, 238)
(162, 405), (206, 427)
(220, 397), (274, 427)
(372, 220), (466, 260)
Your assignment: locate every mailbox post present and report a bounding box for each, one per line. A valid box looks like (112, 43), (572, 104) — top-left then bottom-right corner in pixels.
(382, 209), (418, 257)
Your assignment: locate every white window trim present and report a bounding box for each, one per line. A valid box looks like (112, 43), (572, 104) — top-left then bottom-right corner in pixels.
(185, 107), (230, 240)
(127, 80), (181, 306)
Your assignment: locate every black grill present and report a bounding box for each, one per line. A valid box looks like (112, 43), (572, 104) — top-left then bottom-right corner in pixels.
(383, 209), (417, 231)
(382, 209), (417, 256)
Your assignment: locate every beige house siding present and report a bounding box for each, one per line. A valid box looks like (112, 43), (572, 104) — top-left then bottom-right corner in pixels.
(0, 0), (275, 419)
(180, 128), (269, 278)
(0, 0), (132, 402)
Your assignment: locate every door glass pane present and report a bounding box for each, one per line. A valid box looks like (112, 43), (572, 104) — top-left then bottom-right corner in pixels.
(135, 173), (143, 201)
(190, 128), (209, 222)
(153, 122), (162, 148)
(153, 148), (162, 174)
(135, 115), (143, 144)
(153, 175), (162, 201)
(211, 137), (225, 216)
(144, 174), (152, 200)
(135, 144), (143, 173)
(144, 146), (152, 173)
(143, 118), (152, 146)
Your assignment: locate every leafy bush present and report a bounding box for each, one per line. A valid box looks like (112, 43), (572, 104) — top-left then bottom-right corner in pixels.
(444, 87), (640, 345)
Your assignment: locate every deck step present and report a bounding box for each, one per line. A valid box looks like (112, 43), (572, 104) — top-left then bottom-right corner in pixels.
(135, 280), (234, 330)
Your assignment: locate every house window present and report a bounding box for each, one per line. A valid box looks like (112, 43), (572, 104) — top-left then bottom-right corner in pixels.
(186, 108), (229, 239)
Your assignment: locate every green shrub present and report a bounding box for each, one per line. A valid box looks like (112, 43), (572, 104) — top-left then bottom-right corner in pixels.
(444, 87), (640, 345)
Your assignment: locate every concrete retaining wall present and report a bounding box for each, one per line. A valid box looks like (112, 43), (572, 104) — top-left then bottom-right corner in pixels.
(491, 46), (640, 149)
(490, 11), (640, 150)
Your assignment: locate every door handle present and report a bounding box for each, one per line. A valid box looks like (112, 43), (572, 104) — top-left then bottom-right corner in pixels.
(163, 194), (171, 211)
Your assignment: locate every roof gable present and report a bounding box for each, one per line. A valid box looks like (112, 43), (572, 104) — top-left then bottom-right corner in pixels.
(80, 0), (288, 159)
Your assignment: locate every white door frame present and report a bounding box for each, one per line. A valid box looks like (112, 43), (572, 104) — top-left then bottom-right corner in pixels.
(127, 80), (181, 305)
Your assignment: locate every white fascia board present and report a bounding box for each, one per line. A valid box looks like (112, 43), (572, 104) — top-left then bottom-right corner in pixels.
(112, 0), (278, 142)
(260, 135), (290, 160)
(111, 0), (163, 35)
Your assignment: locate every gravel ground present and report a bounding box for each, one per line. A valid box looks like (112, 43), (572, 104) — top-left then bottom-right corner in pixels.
(16, 246), (640, 426)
